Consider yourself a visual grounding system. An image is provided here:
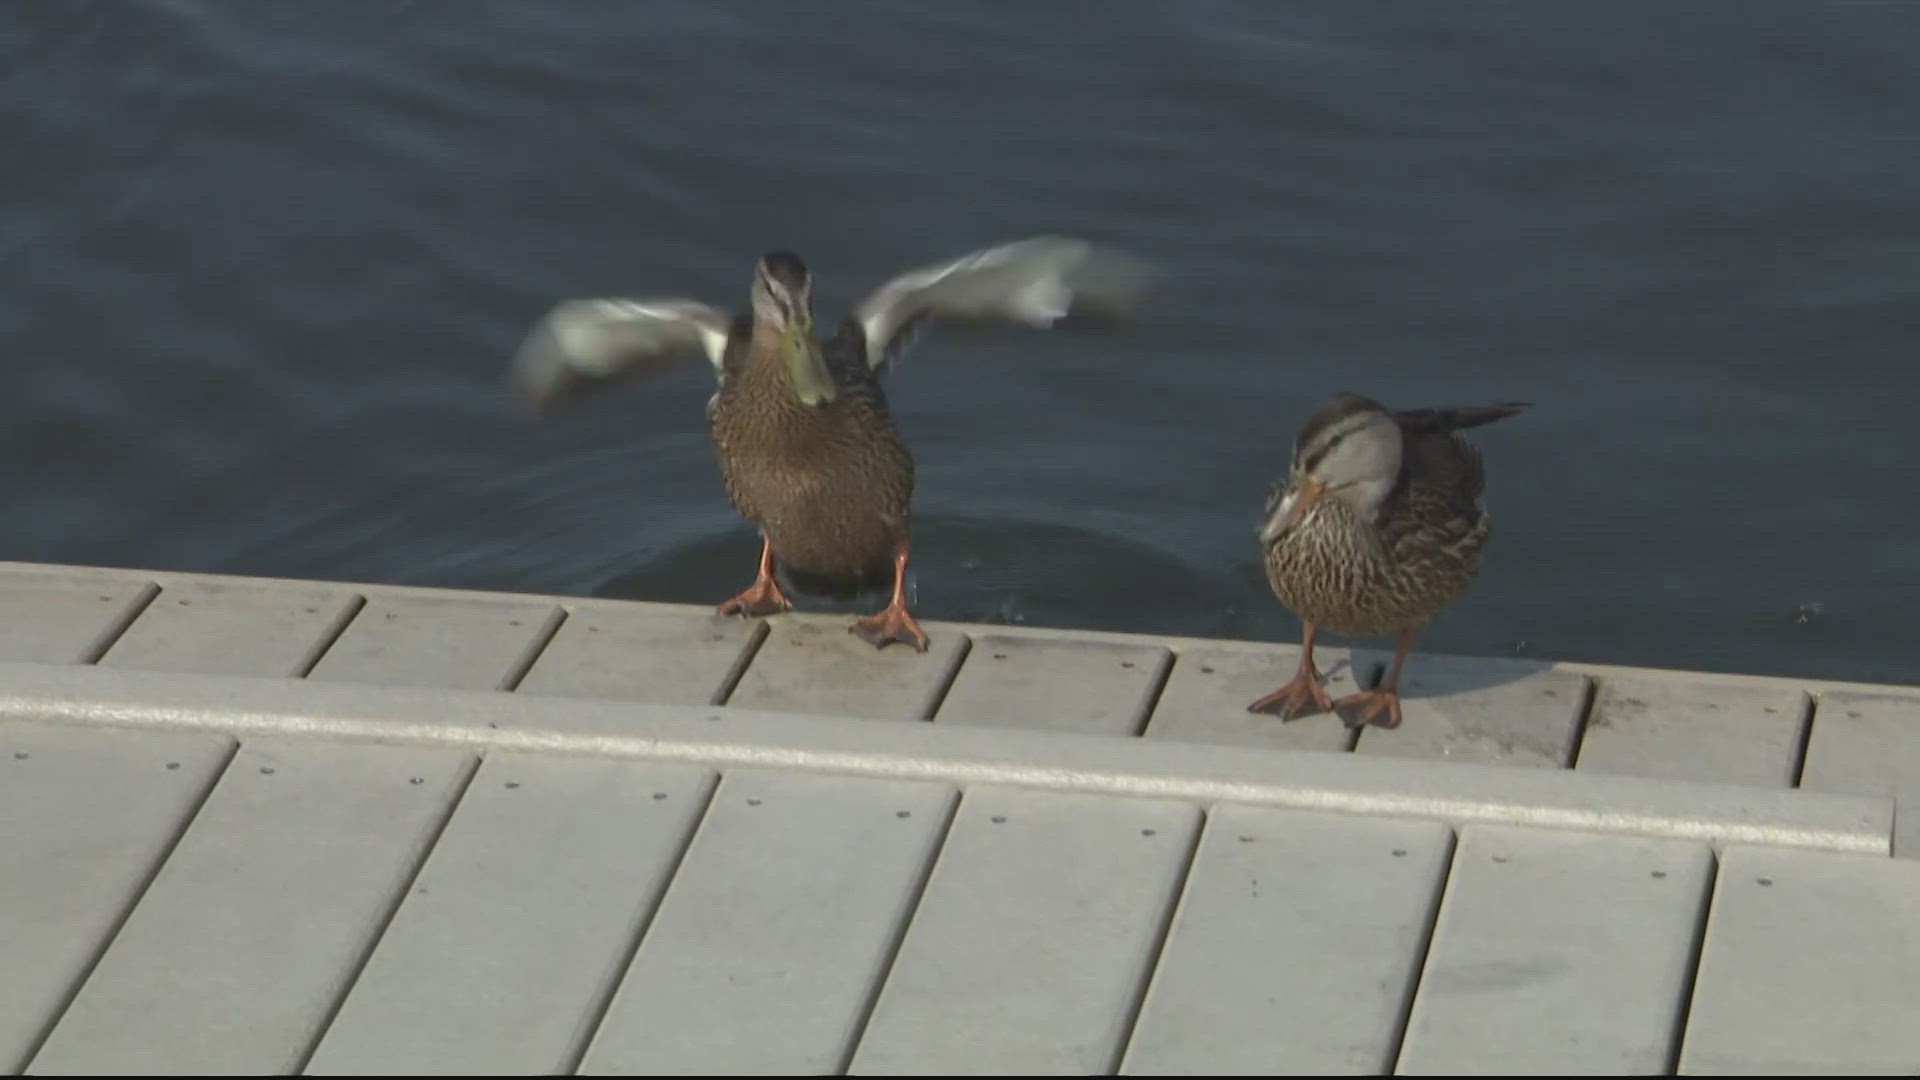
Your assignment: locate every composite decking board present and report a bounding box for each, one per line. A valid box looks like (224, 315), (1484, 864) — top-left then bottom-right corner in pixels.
(582, 770), (955, 1075)
(27, 738), (472, 1076)
(849, 787), (1199, 1075)
(1575, 676), (1809, 788)
(100, 579), (361, 679)
(1394, 824), (1713, 1074)
(1353, 654), (1591, 769)
(305, 754), (715, 1076)
(1122, 806), (1453, 1075)
(2, 559), (1920, 1075)
(305, 593), (563, 691)
(935, 633), (1170, 736)
(513, 604), (764, 706)
(725, 616), (968, 721)
(1680, 845), (1920, 1074)
(0, 723), (234, 1073)
(1799, 692), (1920, 857)
(1144, 641), (1371, 753)
(0, 653), (1894, 858)
(0, 567), (154, 665)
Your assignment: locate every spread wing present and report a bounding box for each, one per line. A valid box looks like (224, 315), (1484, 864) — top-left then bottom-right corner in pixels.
(509, 298), (735, 413)
(848, 236), (1157, 372)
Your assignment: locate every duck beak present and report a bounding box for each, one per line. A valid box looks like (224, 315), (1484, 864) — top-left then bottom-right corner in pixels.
(1267, 476), (1328, 534)
(1259, 477), (1324, 545)
(782, 321), (837, 407)
(1282, 479), (1325, 531)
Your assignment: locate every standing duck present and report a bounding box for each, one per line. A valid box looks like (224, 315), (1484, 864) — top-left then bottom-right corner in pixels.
(1250, 392), (1528, 728)
(511, 237), (1153, 651)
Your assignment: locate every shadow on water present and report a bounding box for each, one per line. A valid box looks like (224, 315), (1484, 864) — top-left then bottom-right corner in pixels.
(597, 513), (1262, 640)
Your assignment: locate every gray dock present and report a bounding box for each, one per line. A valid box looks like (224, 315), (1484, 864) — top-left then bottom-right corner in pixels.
(2, 559), (1917, 1074)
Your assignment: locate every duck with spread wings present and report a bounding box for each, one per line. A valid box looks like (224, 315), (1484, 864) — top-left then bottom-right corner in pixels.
(512, 237), (1154, 652)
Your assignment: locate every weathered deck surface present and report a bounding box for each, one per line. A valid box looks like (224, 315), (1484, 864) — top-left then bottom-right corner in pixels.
(3, 560), (1918, 1074)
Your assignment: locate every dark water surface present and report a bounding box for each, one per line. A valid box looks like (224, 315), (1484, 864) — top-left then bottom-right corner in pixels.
(3, 1), (1916, 684)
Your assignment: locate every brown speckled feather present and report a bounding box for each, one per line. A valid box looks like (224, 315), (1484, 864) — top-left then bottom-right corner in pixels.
(1263, 401), (1525, 637)
(1377, 408), (1503, 566)
(708, 317), (912, 588)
